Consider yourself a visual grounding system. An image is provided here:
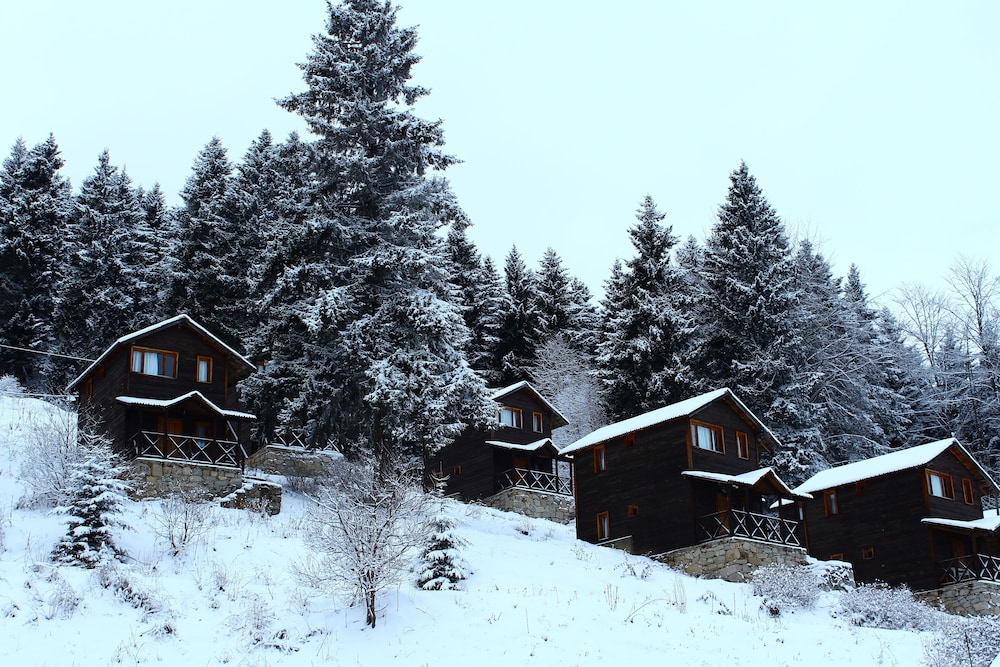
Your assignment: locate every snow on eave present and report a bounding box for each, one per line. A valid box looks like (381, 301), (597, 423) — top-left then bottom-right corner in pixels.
(485, 438), (559, 455)
(116, 391), (256, 421)
(794, 438), (999, 495)
(67, 314), (255, 391)
(489, 380), (570, 429)
(682, 467), (812, 500)
(560, 388), (778, 455)
(922, 514), (1000, 534)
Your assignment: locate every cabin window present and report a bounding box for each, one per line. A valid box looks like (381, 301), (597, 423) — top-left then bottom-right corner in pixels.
(830, 553), (844, 561)
(962, 478), (975, 505)
(532, 412), (543, 433)
(499, 406), (522, 429)
(627, 503), (639, 518)
(597, 512), (610, 541)
(623, 434), (635, 450)
(691, 421), (724, 453)
(927, 470), (955, 499)
(196, 356), (213, 383)
(452, 465), (462, 476)
(824, 489), (839, 516)
(84, 379), (93, 402)
(194, 421), (212, 448)
(130, 346), (177, 378)
(861, 547), (875, 560)
(736, 431), (749, 459)
(855, 481), (868, 495)
(594, 445), (606, 473)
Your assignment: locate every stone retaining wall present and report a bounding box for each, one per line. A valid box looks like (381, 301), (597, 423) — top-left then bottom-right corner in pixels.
(917, 580), (1000, 616)
(220, 478), (283, 516)
(132, 458), (243, 500)
(655, 537), (808, 583)
(245, 444), (342, 478)
(482, 487), (575, 523)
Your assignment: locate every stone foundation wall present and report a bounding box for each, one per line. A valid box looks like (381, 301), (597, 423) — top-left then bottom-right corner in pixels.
(917, 580), (1000, 616)
(132, 458), (243, 500)
(655, 537), (808, 583)
(245, 445), (342, 478)
(220, 478), (283, 516)
(482, 487), (575, 523)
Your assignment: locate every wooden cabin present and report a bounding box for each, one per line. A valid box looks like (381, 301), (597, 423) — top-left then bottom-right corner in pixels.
(563, 388), (807, 555)
(795, 438), (1000, 593)
(66, 315), (258, 470)
(427, 381), (572, 501)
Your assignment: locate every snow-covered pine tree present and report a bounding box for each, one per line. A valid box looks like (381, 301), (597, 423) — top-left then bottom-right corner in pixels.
(0, 136), (73, 391)
(495, 245), (544, 384)
(416, 475), (470, 591)
(277, 0), (495, 469)
(595, 195), (693, 420)
(536, 248), (600, 353)
(164, 137), (252, 352)
(51, 422), (131, 568)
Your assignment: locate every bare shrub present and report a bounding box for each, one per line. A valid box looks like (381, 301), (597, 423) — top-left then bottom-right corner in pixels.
(96, 560), (166, 619)
(0, 374), (25, 397)
(297, 456), (428, 628)
(838, 581), (938, 630)
(924, 615), (1000, 667)
(17, 403), (79, 509)
(751, 562), (820, 615)
(151, 484), (217, 556)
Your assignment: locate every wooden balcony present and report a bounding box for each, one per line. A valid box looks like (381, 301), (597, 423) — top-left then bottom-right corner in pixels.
(937, 554), (1000, 586)
(695, 509), (803, 547)
(131, 430), (247, 468)
(497, 467), (573, 496)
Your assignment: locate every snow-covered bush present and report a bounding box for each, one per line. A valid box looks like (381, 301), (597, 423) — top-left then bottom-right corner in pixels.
(17, 403), (79, 509)
(152, 483), (217, 556)
(51, 428), (132, 568)
(97, 560), (166, 619)
(837, 581), (937, 631)
(0, 374), (25, 397)
(416, 513), (469, 591)
(923, 615), (1000, 667)
(751, 562), (820, 615)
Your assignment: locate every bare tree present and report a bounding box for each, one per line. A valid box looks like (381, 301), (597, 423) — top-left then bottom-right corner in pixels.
(299, 456), (428, 628)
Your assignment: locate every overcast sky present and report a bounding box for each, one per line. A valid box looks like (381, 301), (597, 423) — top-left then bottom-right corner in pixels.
(2, 1), (997, 304)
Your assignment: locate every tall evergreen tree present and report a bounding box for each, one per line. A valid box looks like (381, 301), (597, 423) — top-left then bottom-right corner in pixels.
(595, 195), (693, 420)
(495, 246), (544, 384)
(0, 136), (73, 391)
(275, 0), (494, 469)
(536, 248), (599, 353)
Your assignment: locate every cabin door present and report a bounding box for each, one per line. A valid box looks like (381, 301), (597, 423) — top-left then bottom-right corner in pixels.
(513, 454), (529, 471)
(157, 417), (184, 458)
(951, 537), (968, 561)
(715, 492), (731, 531)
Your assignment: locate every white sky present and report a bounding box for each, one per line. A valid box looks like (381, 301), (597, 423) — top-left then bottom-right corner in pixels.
(2, 1), (997, 303)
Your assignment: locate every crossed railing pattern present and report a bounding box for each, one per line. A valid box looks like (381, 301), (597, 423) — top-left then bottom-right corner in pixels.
(695, 509), (802, 547)
(937, 554), (1000, 586)
(498, 467), (573, 496)
(132, 430), (246, 468)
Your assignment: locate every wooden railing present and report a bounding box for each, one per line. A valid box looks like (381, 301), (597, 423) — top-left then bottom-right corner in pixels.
(497, 468), (573, 496)
(695, 509), (802, 547)
(132, 431), (246, 468)
(269, 428), (341, 451)
(937, 554), (1000, 586)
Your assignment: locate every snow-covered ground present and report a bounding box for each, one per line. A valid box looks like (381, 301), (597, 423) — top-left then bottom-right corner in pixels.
(0, 393), (969, 666)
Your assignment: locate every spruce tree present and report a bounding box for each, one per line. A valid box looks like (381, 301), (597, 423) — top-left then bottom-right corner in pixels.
(447, 226), (504, 385)
(495, 246), (544, 384)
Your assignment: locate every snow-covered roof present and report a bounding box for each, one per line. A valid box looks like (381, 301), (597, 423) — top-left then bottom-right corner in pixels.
(794, 438), (998, 495)
(921, 513), (1000, 534)
(560, 388), (777, 454)
(485, 438), (559, 454)
(67, 314), (255, 391)
(682, 467), (812, 500)
(116, 391), (256, 421)
(490, 380), (569, 429)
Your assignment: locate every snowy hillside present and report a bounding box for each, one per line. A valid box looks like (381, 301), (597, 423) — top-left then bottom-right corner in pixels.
(0, 394), (986, 666)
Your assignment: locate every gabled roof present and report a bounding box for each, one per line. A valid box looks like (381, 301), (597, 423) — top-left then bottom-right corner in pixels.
(490, 380), (569, 429)
(682, 467), (812, 500)
(794, 438), (999, 495)
(560, 388), (778, 454)
(116, 391), (256, 420)
(67, 314), (255, 391)
(485, 437), (561, 457)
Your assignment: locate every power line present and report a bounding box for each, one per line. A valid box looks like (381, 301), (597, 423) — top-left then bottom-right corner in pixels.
(0, 343), (95, 363)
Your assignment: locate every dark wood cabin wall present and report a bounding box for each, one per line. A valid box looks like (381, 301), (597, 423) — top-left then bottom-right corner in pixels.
(925, 450), (988, 521)
(802, 468), (938, 590)
(428, 428), (498, 501)
(125, 327), (230, 406)
(688, 402), (764, 476)
(494, 391), (553, 442)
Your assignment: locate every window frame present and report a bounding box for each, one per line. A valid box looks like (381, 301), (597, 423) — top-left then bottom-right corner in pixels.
(627, 503), (639, 518)
(926, 469), (955, 500)
(596, 512), (610, 541)
(196, 355), (213, 384)
(594, 444), (606, 474)
(824, 489), (839, 516)
(130, 346), (178, 379)
(531, 411), (543, 433)
(499, 406), (523, 429)
(735, 431), (749, 459)
(962, 477), (975, 505)
(623, 434), (635, 450)
(691, 420), (724, 454)
(861, 546), (875, 560)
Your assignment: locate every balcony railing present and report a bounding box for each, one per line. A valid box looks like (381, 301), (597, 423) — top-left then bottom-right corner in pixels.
(497, 468), (573, 496)
(937, 554), (1000, 586)
(695, 509), (803, 547)
(132, 431), (246, 468)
